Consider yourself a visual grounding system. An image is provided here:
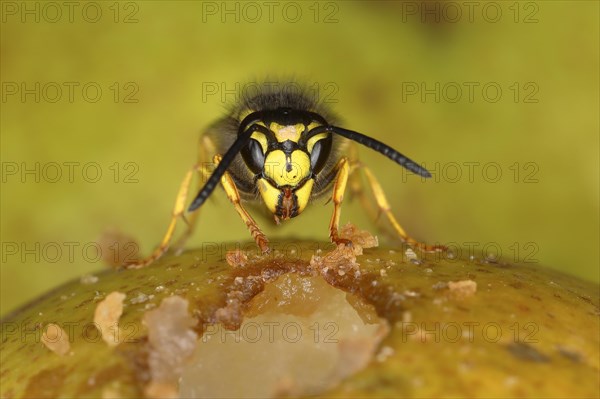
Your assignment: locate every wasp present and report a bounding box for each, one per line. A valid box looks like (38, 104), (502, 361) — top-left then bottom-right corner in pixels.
(128, 83), (443, 268)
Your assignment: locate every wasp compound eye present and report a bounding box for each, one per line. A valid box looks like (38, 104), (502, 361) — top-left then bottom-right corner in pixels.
(309, 135), (332, 174)
(241, 138), (265, 174)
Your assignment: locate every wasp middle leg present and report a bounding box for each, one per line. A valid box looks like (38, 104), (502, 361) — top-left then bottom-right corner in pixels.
(171, 135), (218, 254)
(354, 162), (446, 253)
(328, 155), (445, 253)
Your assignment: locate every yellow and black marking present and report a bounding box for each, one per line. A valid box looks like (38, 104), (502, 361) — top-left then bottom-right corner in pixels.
(126, 83), (444, 268)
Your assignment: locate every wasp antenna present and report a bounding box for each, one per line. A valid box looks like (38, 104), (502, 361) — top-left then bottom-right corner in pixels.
(330, 126), (431, 178)
(188, 126), (258, 212)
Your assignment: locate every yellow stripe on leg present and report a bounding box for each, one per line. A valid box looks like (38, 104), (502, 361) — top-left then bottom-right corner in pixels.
(329, 157), (351, 246)
(173, 134), (219, 254)
(215, 155), (270, 253)
(361, 165), (445, 253)
(172, 163), (215, 254)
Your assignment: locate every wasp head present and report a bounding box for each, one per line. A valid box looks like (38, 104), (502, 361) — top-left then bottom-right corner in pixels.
(239, 109), (333, 221)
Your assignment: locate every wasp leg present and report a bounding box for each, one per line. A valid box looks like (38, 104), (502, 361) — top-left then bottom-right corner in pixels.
(328, 157), (353, 246)
(346, 144), (402, 238)
(356, 164), (446, 253)
(347, 165), (400, 243)
(172, 135), (217, 254)
(347, 144), (381, 223)
(214, 154), (270, 254)
(124, 163), (205, 269)
(346, 144), (363, 202)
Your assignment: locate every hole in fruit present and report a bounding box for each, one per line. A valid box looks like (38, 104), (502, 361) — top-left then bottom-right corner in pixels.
(179, 273), (389, 398)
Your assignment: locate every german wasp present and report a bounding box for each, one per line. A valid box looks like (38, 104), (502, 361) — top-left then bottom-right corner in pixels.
(128, 82), (443, 267)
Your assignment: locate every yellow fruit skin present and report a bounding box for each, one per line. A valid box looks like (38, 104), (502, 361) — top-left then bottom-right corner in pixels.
(1, 242), (598, 398)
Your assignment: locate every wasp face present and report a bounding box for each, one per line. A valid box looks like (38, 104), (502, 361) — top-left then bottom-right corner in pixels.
(239, 109), (333, 221)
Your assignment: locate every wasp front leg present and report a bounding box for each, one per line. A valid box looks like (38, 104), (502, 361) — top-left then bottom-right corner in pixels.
(214, 154), (270, 254)
(328, 157), (352, 246)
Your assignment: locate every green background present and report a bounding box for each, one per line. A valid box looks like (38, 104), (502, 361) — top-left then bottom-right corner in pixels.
(1, 1), (598, 316)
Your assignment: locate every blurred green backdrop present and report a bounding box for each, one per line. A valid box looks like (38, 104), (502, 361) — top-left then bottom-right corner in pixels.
(1, 1), (598, 316)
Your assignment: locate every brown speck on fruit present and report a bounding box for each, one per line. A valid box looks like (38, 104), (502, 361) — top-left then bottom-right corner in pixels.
(74, 298), (94, 309)
(310, 224), (378, 278)
(557, 346), (583, 363)
(506, 342), (550, 363)
(226, 249), (249, 268)
(339, 222), (379, 249)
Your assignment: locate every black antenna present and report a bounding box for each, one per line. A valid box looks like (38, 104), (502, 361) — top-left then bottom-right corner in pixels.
(328, 126), (431, 178)
(188, 124), (264, 212)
